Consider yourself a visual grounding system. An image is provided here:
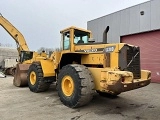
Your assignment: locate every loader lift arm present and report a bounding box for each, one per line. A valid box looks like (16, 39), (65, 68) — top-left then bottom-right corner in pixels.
(0, 14), (29, 54)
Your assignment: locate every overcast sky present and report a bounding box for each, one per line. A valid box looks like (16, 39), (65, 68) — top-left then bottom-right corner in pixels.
(0, 0), (149, 51)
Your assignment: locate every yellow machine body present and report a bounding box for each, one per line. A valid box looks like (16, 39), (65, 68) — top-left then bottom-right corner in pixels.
(1, 14), (150, 107)
(37, 26), (151, 94)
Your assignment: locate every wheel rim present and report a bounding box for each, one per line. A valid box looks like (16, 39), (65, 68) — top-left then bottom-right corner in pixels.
(30, 71), (36, 85)
(62, 76), (74, 96)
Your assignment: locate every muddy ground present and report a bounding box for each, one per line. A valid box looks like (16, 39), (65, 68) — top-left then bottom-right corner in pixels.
(0, 76), (160, 120)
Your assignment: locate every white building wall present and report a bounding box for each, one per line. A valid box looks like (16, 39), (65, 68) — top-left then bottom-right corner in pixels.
(0, 47), (18, 68)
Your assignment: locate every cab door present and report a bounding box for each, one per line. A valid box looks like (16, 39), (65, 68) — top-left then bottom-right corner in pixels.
(62, 31), (71, 51)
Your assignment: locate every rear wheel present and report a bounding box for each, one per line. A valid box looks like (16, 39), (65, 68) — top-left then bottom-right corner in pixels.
(27, 62), (51, 93)
(57, 64), (95, 108)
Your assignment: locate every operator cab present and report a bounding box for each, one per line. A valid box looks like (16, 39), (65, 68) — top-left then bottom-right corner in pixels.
(60, 26), (92, 51)
(19, 51), (33, 63)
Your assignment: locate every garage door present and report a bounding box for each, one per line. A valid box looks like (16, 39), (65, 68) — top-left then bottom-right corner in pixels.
(121, 30), (160, 83)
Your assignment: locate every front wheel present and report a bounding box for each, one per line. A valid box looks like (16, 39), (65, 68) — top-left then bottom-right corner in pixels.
(27, 62), (51, 93)
(57, 64), (95, 108)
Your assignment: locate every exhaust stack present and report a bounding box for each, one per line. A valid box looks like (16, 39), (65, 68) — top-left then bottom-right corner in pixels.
(103, 26), (109, 43)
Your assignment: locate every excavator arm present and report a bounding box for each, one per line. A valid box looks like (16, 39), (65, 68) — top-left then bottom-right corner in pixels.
(0, 14), (29, 53)
(0, 14), (33, 87)
(0, 14), (47, 87)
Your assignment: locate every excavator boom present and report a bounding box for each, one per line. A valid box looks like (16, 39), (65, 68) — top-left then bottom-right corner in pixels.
(0, 14), (32, 86)
(0, 14), (29, 53)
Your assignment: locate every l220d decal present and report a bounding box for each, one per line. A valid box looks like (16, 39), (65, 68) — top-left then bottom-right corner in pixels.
(75, 46), (115, 53)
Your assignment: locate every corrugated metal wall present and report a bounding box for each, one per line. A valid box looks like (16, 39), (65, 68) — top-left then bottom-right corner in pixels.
(87, 0), (160, 43)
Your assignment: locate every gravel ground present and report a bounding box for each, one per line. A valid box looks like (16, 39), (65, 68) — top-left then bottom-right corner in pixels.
(0, 76), (160, 120)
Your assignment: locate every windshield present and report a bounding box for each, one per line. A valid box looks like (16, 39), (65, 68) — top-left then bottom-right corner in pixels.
(74, 29), (90, 44)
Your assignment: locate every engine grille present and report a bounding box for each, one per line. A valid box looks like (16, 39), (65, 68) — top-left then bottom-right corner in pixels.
(126, 46), (141, 79)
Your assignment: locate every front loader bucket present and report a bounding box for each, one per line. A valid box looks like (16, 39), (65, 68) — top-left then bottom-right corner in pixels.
(13, 63), (31, 87)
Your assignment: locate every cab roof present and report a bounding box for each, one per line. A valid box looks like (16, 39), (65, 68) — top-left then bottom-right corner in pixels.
(60, 26), (91, 33)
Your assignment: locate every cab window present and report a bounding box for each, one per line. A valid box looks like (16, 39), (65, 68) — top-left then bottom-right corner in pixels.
(20, 51), (33, 62)
(63, 32), (70, 50)
(74, 30), (90, 44)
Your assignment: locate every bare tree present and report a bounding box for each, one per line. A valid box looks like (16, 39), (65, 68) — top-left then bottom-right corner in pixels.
(37, 47), (54, 54)
(37, 47), (61, 55)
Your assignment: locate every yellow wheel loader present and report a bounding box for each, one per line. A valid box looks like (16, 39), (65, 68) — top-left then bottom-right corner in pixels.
(27, 26), (151, 108)
(0, 14), (47, 87)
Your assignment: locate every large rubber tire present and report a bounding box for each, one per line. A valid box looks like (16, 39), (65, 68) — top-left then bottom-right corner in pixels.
(27, 62), (50, 93)
(57, 64), (95, 108)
